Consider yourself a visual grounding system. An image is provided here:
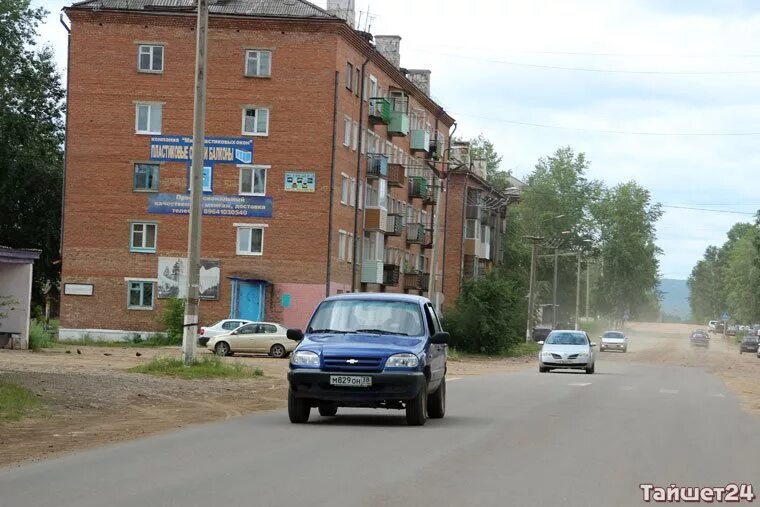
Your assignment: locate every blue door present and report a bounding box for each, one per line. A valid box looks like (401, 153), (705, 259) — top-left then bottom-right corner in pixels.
(238, 281), (265, 321)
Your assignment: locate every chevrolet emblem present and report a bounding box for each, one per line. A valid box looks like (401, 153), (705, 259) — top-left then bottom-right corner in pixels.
(346, 359), (359, 364)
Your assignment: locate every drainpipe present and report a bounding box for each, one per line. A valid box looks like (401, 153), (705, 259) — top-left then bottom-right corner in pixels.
(351, 57), (370, 292)
(325, 71), (340, 297)
(59, 13), (71, 263)
(440, 121), (456, 304)
(459, 174), (469, 295)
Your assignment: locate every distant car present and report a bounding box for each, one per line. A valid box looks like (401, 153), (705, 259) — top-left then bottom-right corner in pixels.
(690, 330), (710, 348)
(538, 330), (596, 374)
(532, 326), (552, 343)
(206, 322), (295, 358)
(740, 335), (759, 354)
(727, 325), (738, 337)
(198, 319), (253, 347)
(599, 330), (627, 352)
(708, 320), (718, 332)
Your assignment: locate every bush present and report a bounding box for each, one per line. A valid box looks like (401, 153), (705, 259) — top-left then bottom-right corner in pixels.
(28, 320), (53, 351)
(442, 272), (527, 355)
(160, 298), (185, 345)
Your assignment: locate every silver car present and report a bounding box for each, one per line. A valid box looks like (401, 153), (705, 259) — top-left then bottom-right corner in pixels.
(599, 330), (627, 352)
(538, 330), (596, 374)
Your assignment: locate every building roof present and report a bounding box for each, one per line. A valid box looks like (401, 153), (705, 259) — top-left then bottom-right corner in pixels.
(0, 246), (42, 264)
(69, 0), (335, 19)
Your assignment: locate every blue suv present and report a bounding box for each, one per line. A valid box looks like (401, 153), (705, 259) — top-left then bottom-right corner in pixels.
(286, 293), (449, 426)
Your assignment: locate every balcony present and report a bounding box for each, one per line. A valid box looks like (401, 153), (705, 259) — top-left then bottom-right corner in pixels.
(429, 139), (443, 161)
(366, 153), (389, 178)
(408, 176), (429, 200)
(423, 183), (438, 205)
(406, 223), (426, 244)
(466, 205), (481, 220)
(385, 213), (403, 236)
(387, 163), (406, 187)
(364, 208), (388, 232)
(403, 271), (423, 291)
(361, 260), (384, 285)
(388, 111), (410, 136)
(464, 238), (478, 257)
(471, 159), (488, 180)
(383, 264), (401, 286)
(368, 97), (391, 125)
(410, 129), (431, 152)
(480, 241), (492, 260)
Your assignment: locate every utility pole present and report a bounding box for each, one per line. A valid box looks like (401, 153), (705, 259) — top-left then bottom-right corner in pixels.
(524, 236), (542, 342)
(585, 260), (591, 319)
(427, 180), (443, 312)
(552, 247), (559, 328)
(575, 253), (581, 330)
(181, 0), (209, 365)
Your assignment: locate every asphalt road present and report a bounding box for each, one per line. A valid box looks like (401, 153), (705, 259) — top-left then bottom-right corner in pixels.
(2, 343), (760, 506)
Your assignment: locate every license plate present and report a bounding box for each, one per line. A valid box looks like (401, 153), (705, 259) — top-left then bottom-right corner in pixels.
(329, 375), (372, 387)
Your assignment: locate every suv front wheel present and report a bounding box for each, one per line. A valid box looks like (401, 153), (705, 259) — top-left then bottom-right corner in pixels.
(406, 381), (428, 426)
(428, 378), (446, 419)
(288, 388), (310, 423)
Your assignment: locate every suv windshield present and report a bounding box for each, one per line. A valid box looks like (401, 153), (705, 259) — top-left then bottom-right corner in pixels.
(545, 332), (588, 345)
(308, 299), (425, 336)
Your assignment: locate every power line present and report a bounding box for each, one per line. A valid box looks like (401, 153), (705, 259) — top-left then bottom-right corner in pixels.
(429, 43), (760, 59)
(449, 111), (760, 136)
(407, 48), (760, 75)
(661, 205), (755, 216)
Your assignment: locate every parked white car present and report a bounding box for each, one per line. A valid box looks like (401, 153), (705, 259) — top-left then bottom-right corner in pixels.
(206, 322), (295, 358)
(198, 319), (253, 347)
(599, 330), (627, 352)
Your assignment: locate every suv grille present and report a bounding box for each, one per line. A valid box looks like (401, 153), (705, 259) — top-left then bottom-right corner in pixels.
(323, 356), (384, 372)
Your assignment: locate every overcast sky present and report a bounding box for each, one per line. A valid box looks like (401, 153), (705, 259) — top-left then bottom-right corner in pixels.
(36, 0), (760, 280)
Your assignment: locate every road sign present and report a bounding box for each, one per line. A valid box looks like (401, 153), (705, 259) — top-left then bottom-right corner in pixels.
(722, 312), (729, 322)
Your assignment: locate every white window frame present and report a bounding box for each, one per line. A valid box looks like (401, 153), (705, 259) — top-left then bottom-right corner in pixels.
(135, 102), (162, 135)
(347, 233), (354, 263)
(245, 49), (272, 77)
(241, 107), (270, 136)
(350, 177), (357, 206)
(343, 116), (352, 146)
(130, 221), (157, 253)
(239, 165), (268, 196)
(127, 280), (155, 310)
(133, 162), (160, 192)
(137, 44), (164, 73)
(369, 75), (378, 98)
(235, 224), (267, 256)
(340, 173), (350, 205)
(352, 121), (359, 151)
(346, 62), (354, 90)
(338, 230), (347, 261)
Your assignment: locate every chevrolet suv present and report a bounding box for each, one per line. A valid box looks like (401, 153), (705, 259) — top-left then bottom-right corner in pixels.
(286, 293), (448, 426)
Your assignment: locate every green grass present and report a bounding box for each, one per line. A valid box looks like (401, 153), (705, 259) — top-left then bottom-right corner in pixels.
(128, 356), (263, 380)
(502, 341), (541, 357)
(0, 382), (43, 422)
(28, 320), (53, 351)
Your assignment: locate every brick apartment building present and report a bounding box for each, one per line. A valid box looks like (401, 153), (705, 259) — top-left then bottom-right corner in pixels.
(59, 0), (470, 340)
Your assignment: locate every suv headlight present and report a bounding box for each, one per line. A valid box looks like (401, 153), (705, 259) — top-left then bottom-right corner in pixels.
(290, 350), (320, 367)
(385, 353), (419, 368)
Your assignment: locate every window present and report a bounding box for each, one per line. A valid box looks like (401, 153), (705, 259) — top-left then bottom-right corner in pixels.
(135, 103), (162, 134)
(236, 225), (265, 256)
(363, 231), (384, 261)
(346, 62), (353, 90)
(350, 177), (357, 206)
(347, 233), (354, 263)
(222, 320), (243, 330)
(340, 174), (350, 205)
(338, 230), (347, 261)
(418, 254), (425, 272)
(130, 222), (157, 253)
(362, 130), (368, 155)
(369, 75), (378, 98)
(242, 107), (269, 136)
(133, 163), (159, 192)
(465, 219), (480, 239)
(128, 281), (154, 309)
(239, 165), (267, 195)
(358, 181), (363, 209)
(137, 45), (163, 73)
(187, 166), (213, 193)
(355, 68), (360, 97)
(245, 50), (272, 77)
(262, 324), (277, 333)
(343, 117), (351, 146)
(352, 122), (359, 151)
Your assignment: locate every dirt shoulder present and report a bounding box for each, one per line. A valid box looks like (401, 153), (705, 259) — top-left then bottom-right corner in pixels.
(608, 322), (760, 416)
(0, 345), (533, 468)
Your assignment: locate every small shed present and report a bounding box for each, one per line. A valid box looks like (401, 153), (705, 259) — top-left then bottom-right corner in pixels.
(0, 246), (41, 349)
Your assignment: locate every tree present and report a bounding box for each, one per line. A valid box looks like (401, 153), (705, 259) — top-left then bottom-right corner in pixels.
(461, 133), (515, 192)
(687, 246), (724, 323)
(592, 182), (663, 322)
(0, 1), (65, 305)
(723, 227), (760, 324)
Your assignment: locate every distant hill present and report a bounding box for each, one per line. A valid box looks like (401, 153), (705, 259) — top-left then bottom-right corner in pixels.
(659, 279), (691, 321)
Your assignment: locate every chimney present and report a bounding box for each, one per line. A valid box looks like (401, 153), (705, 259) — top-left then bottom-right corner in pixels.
(406, 69), (431, 96)
(374, 35), (401, 68)
(326, 0), (355, 28)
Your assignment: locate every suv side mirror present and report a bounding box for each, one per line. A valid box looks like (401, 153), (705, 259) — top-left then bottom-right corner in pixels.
(590, 342), (597, 347)
(430, 331), (450, 345)
(287, 329), (304, 341)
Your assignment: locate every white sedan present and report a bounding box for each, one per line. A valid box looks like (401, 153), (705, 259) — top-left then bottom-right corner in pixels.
(198, 319), (253, 347)
(206, 322), (295, 358)
(538, 330), (596, 374)
(599, 330), (627, 352)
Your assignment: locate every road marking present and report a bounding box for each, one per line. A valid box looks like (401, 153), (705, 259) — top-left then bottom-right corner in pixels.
(568, 382), (592, 387)
(620, 386), (634, 391)
(448, 377), (462, 382)
(659, 389), (679, 395)
(709, 393), (725, 398)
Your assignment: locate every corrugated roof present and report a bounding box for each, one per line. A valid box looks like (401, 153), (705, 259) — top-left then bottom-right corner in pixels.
(69, 0), (337, 19)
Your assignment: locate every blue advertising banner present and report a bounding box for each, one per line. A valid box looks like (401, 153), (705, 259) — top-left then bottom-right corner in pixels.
(148, 193), (272, 218)
(150, 136), (253, 165)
